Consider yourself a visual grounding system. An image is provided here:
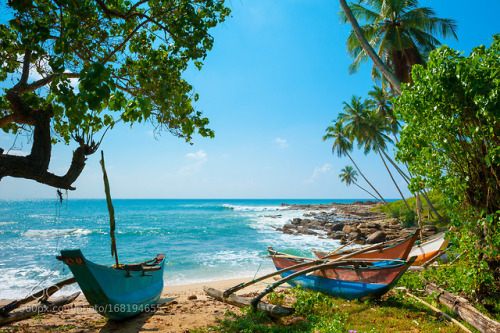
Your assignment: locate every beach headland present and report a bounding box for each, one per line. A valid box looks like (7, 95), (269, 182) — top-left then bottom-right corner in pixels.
(277, 201), (439, 244)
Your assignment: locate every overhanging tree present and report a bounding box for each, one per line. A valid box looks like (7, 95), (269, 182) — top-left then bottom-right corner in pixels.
(395, 36), (500, 295)
(0, 0), (230, 190)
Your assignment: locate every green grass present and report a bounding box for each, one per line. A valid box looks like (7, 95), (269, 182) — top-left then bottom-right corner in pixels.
(372, 191), (449, 227)
(193, 286), (470, 333)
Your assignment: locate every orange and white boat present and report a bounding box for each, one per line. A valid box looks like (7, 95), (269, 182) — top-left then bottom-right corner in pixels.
(408, 231), (449, 266)
(313, 229), (449, 266)
(312, 231), (419, 261)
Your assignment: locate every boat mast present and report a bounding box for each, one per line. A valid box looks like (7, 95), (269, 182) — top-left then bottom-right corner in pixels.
(100, 151), (120, 268)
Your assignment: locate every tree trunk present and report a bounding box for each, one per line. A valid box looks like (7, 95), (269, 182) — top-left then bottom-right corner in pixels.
(353, 181), (380, 201)
(346, 151), (398, 218)
(379, 147), (444, 221)
(338, 0), (402, 94)
(424, 281), (500, 333)
(377, 148), (411, 211)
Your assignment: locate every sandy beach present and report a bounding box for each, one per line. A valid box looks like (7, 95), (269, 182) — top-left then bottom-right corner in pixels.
(1, 277), (285, 332)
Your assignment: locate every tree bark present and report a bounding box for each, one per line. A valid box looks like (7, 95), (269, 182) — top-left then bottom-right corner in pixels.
(346, 151), (398, 218)
(338, 0), (402, 95)
(424, 281), (500, 333)
(0, 107), (91, 190)
(377, 147), (411, 211)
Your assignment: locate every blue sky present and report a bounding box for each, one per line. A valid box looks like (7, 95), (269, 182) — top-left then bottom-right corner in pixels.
(1, 0), (499, 200)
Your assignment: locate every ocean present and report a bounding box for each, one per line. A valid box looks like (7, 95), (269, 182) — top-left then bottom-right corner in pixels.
(0, 199), (360, 300)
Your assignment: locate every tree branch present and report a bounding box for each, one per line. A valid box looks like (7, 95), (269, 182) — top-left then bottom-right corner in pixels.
(18, 72), (81, 94)
(18, 49), (32, 87)
(0, 109), (92, 190)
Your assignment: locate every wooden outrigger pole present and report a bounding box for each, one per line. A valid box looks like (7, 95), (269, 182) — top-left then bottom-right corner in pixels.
(0, 277), (77, 317)
(204, 242), (389, 317)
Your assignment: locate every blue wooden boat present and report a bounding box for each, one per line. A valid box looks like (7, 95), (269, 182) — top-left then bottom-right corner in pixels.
(58, 249), (165, 320)
(270, 250), (415, 300)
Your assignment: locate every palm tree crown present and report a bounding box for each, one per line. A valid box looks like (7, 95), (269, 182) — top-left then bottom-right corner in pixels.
(339, 166), (358, 185)
(341, 0), (458, 83)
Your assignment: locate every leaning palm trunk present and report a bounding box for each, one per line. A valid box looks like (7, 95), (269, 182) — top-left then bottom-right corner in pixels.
(378, 145), (444, 221)
(338, 0), (402, 94)
(346, 151), (397, 217)
(377, 148), (411, 211)
(353, 181), (380, 201)
(379, 146), (411, 184)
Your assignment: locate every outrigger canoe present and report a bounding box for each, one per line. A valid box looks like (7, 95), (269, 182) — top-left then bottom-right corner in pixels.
(408, 231), (449, 265)
(58, 249), (165, 320)
(312, 230), (419, 261)
(269, 248), (415, 300)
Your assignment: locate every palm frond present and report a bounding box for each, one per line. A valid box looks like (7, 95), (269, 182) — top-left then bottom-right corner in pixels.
(407, 27), (441, 55)
(349, 2), (381, 24)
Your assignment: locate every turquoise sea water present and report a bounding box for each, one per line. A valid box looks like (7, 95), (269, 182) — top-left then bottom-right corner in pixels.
(0, 199), (361, 299)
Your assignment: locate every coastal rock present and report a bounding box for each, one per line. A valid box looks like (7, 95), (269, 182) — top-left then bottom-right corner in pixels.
(330, 222), (345, 231)
(422, 224), (437, 232)
(348, 231), (362, 241)
(275, 201), (444, 246)
(359, 222), (381, 229)
(342, 224), (358, 234)
(327, 231), (346, 240)
(366, 231), (386, 244)
(422, 225), (438, 237)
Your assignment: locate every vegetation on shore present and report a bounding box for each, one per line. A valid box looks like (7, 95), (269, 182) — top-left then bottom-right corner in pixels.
(372, 191), (447, 226)
(329, 0), (500, 304)
(195, 286), (473, 332)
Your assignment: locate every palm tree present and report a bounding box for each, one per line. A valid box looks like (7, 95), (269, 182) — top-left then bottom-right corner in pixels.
(365, 86), (444, 220)
(362, 111), (412, 211)
(340, 0), (458, 84)
(367, 85), (398, 136)
(324, 115), (397, 217)
(337, 95), (411, 211)
(338, 0), (402, 93)
(339, 165), (379, 201)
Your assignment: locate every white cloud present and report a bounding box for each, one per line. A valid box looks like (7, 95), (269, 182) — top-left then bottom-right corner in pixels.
(178, 150), (208, 176)
(304, 163), (333, 184)
(274, 137), (288, 148)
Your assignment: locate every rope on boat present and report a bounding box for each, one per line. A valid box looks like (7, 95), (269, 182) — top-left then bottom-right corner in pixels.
(252, 262), (263, 281)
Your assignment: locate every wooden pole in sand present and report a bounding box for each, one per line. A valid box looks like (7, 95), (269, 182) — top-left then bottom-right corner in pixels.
(416, 193), (423, 239)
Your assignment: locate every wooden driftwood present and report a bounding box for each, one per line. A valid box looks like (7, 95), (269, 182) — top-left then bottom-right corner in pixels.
(0, 277), (76, 316)
(405, 291), (472, 333)
(425, 281), (500, 333)
(204, 287), (294, 318)
(0, 292), (80, 326)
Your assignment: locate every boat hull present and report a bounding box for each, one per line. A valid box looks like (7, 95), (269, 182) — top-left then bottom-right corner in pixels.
(313, 231), (418, 262)
(60, 249), (165, 320)
(409, 232), (449, 265)
(271, 255), (415, 300)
